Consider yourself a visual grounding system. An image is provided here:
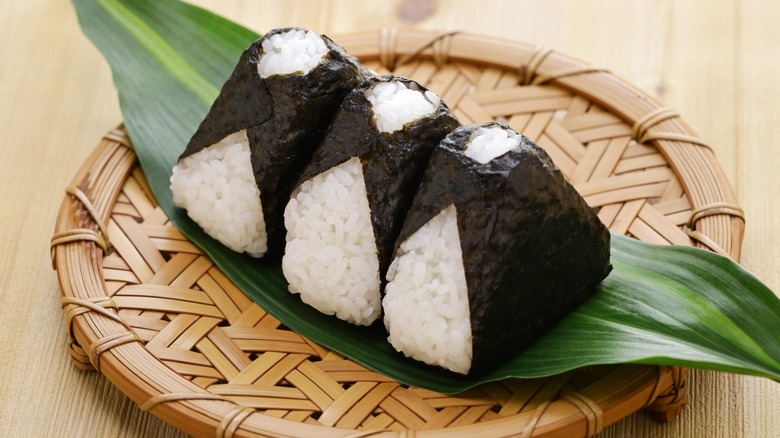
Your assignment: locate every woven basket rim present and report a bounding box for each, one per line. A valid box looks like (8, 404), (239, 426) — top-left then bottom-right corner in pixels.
(51, 29), (743, 438)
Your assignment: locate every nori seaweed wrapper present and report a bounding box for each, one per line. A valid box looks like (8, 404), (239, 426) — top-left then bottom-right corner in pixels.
(395, 122), (612, 374)
(294, 75), (461, 288)
(179, 28), (372, 255)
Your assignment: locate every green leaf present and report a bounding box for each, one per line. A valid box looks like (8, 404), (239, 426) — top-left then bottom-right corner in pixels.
(72, 0), (780, 394)
(72, 0), (258, 220)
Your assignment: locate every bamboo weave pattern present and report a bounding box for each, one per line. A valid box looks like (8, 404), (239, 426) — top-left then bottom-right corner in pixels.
(52, 31), (743, 437)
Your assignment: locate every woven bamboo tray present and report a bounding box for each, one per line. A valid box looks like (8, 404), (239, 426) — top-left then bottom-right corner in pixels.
(52, 30), (745, 437)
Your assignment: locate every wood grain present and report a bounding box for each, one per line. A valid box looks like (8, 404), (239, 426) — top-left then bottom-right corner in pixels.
(1, 0), (777, 436)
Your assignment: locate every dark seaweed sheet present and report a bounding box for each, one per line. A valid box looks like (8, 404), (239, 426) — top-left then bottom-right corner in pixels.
(394, 123), (612, 373)
(179, 28), (371, 255)
(295, 76), (460, 288)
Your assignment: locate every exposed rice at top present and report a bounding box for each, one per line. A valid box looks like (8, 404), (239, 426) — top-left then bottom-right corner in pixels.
(464, 125), (521, 164)
(365, 81), (440, 133)
(257, 29), (328, 78)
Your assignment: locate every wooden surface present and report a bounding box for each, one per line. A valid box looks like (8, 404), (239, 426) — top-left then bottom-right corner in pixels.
(1, 0), (778, 436)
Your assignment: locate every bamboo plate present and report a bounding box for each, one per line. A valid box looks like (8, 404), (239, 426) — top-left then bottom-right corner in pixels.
(51, 30), (745, 437)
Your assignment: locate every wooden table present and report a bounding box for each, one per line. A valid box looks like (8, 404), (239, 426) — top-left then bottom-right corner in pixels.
(1, 0), (778, 436)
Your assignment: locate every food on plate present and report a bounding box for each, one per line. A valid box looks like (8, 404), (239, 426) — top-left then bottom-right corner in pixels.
(170, 27), (610, 376)
(382, 123), (612, 374)
(282, 76), (460, 325)
(170, 27), (371, 257)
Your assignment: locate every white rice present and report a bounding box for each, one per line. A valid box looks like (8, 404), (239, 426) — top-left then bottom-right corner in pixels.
(282, 79), (440, 325)
(383, 204), (472, 374)
(170, 130), (268, 257)
(463, 125), (521, 164)
(365, 81), (440, 133)
(257, 29), (329, 78)
(282, 157), (381, 325)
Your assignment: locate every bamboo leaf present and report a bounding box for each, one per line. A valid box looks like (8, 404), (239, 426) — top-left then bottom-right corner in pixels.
(72, 0), (780, 394)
